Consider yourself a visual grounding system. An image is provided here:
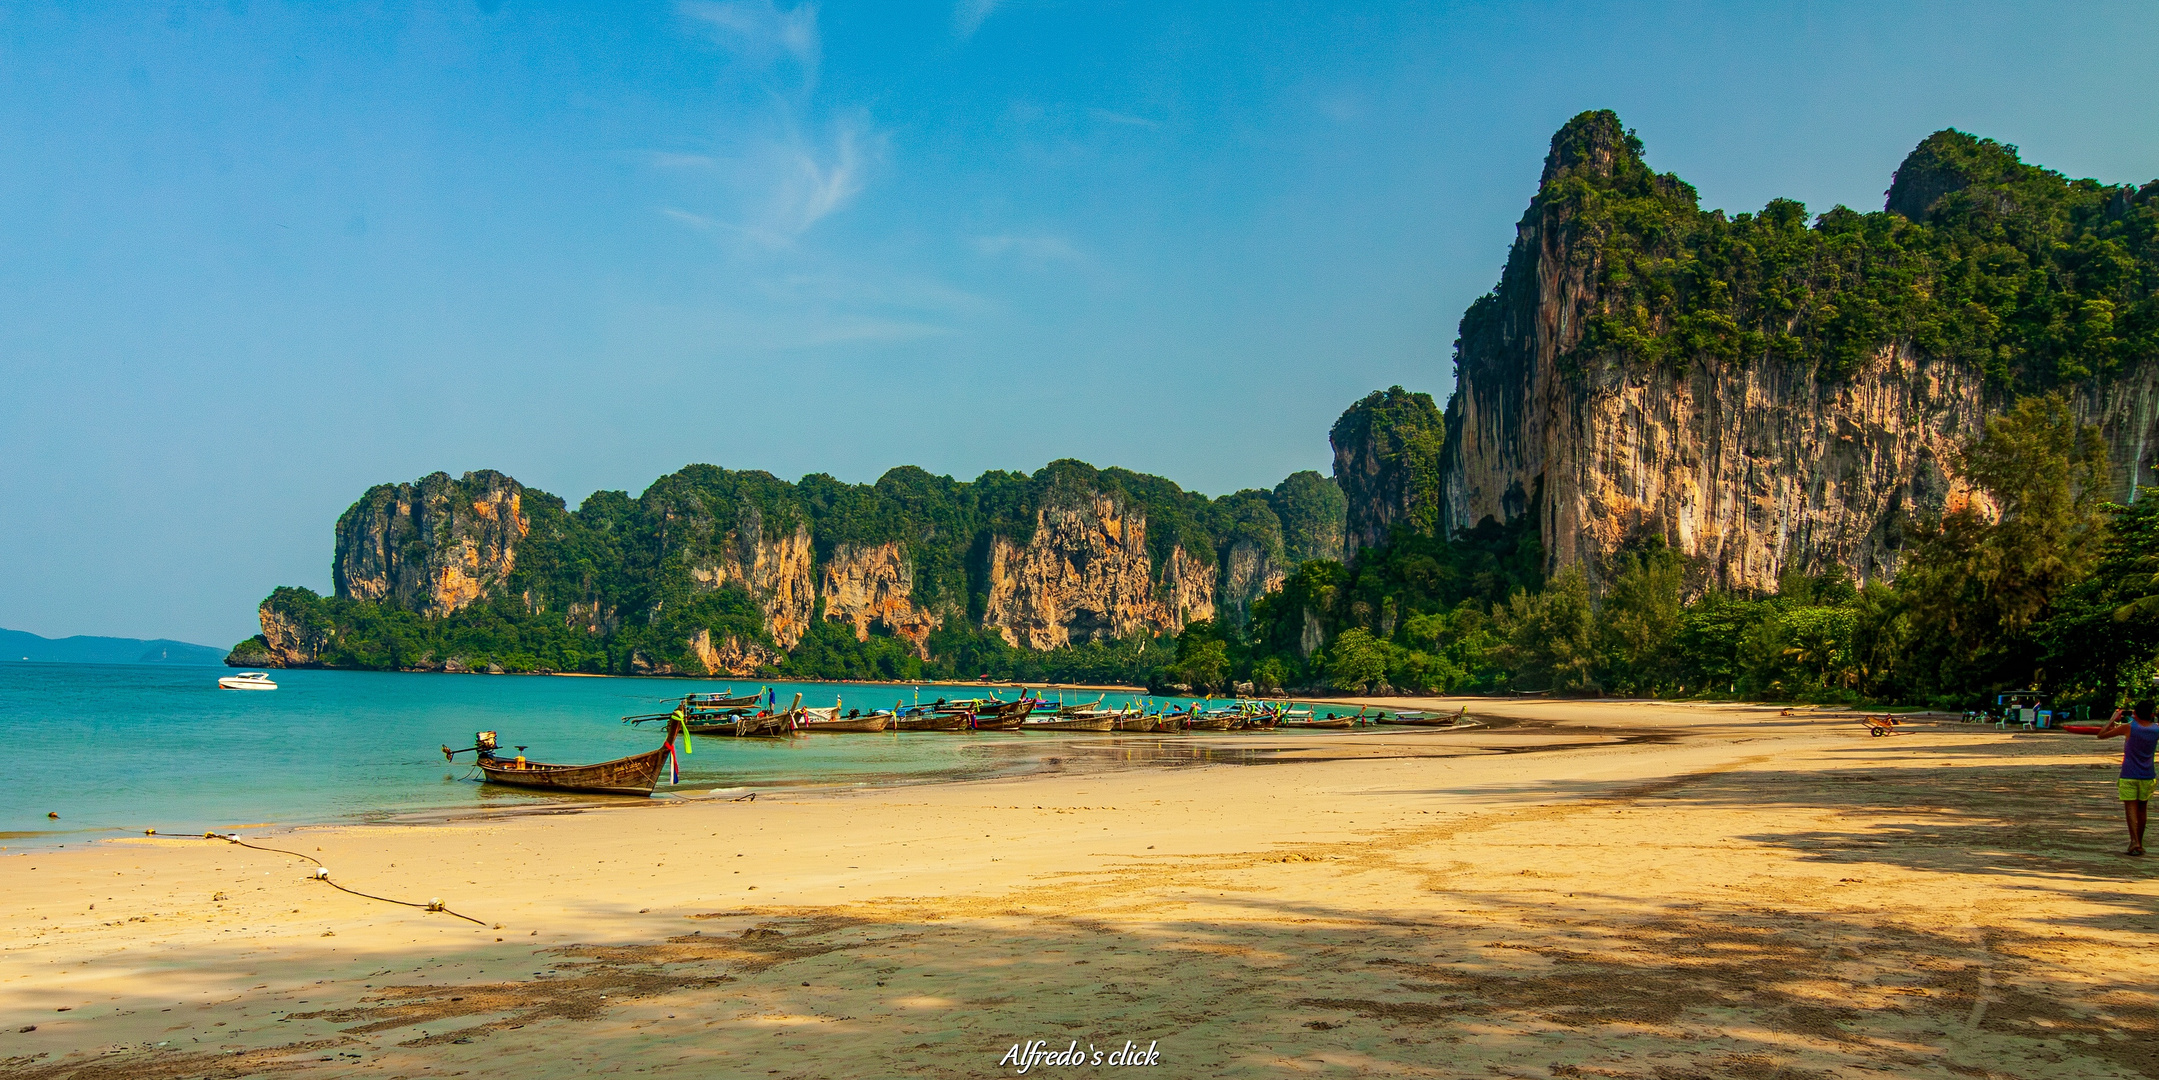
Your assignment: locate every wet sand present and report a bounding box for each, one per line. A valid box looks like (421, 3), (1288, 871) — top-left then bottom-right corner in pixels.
(3, 699), (2155, 1078)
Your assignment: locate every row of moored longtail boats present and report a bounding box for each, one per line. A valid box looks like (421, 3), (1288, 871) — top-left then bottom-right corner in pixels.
(444, 691), (1475, 796)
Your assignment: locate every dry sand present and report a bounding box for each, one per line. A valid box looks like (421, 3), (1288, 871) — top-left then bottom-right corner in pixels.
(3, 699), (2156, 1079)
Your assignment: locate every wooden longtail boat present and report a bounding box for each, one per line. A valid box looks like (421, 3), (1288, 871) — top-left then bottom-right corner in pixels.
(1051, 695), (1107, 718)
(688, 690), (763, 708)
(677, 693), (805, 737)
(969, 700), (1039, 729)
(1020, 715), (1116, 732)
(1184, 714), (1236, 731)
(799, 712), (893, 733)
(620, 690), (764, 724)
(688, 710), (799, 737)
(443, 723), (680, 796)
(1278, 717), (1355, 730)
(895, 711), (966, 732)
(1377, 706), (1468, 727)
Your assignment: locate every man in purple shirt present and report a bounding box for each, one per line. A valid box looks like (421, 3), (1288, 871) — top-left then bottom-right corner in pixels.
(2096, 699), (2159, 857)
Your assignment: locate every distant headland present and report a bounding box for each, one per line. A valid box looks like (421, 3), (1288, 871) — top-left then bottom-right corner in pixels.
(4, 627), (226, 666)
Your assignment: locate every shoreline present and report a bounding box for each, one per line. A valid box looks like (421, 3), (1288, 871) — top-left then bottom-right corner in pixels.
(227, 664), (1154, 693)
(0, 718), (1508, 855)
(0, 697), (1995, 855)
(7, 698), (2149, 1078)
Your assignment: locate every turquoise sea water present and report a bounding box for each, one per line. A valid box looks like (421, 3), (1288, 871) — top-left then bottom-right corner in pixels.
(0, 663), (1217, 847)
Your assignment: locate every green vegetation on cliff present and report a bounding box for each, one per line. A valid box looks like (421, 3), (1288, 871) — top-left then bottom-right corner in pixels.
(1191, 384), (2150, 712)
(247, 458), (1347, 682)
(1191, 113), (2159, 709)
(1331, 386), (1447, 549)
(1485, 110), (2159, 389)
(1186, 388), (2142, 710)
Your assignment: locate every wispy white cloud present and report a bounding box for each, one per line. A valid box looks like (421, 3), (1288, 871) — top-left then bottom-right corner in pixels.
(1088, 108), (1158, 129)
(786, 121), (865, 232)
(681, 0), (821, 85)
(953, 0), (1000, 39)
(973, 233), (1083, 265)
(650, 1), (959, 352)
(660, 207), (723, 231)
(656, 115), (879, 246)
(661, 2), (878, 244)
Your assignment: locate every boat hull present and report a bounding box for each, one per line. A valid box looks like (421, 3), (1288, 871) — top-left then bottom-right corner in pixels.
(895, 714), (965, 732)
(687, 712), (799, 737)
(1022, 716), (1115, 732)
(476, 745), (669, 796)
(799, 715), (893, 733)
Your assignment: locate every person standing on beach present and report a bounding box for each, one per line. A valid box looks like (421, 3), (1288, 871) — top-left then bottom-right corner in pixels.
(2095, 699), (2158, 856)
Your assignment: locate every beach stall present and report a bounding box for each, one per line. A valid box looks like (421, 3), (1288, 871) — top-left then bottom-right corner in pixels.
(1994, 692), (2049, 730)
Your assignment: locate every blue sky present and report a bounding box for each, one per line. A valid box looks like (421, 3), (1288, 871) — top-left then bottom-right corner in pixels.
(3, 1), (2156, 646)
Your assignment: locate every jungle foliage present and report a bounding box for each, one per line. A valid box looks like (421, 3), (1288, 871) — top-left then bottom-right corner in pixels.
(1482, 111), (2159, 391)
(1152, 392), (2147, 711)
(240, 459), (1344, 681)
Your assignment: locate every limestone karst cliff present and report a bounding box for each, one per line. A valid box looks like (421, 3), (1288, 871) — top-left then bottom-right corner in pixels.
(335, 471), (528, 616)
(251, 594), (338, 668)
(819, 541), (940, 657)
(232, 459), (1346, 674)
(980, 492), (1215, 650)
(1429, 111), (2159, 591)
(1332, 387), (1447, 561)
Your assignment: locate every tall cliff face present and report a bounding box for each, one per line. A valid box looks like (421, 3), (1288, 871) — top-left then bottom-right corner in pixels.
(1435, 111), (2159, 591)
(1216, 539), (1287, 627)
(636, 471), (820, 651)
(676, 521), (816, 649)
(1332, 388), (1446, 560)
(820, 541), (941, 657)
(255, 457), (1321, 672)
(1271, 470), (1347, 565)
(334, 471), (528, 616)
(981, 492), (1215, 650)
(253, 596), (337, 667)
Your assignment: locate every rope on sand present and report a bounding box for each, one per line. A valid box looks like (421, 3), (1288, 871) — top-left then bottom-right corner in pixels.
(195, 832), (493, 927)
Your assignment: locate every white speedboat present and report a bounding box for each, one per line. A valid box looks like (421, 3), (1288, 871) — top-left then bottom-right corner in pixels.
(218, 672), (278, 691)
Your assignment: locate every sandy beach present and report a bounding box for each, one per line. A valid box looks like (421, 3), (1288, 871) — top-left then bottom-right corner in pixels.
(3, 699), (2155, 1079)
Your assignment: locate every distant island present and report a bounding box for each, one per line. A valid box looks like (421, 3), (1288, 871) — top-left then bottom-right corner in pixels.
(234, 111), (2159, 709)
(4, 627), (227, 666)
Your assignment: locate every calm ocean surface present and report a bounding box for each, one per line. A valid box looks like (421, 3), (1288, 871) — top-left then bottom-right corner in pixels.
(0, 663), (1214, 848)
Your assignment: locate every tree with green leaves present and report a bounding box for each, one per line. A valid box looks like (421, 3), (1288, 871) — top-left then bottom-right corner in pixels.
(1895, 393), (2109, 698)
(1495, 565), (1599, 692)
(1324, 628), (1390, 693)
(1597, 542), (1687, 695)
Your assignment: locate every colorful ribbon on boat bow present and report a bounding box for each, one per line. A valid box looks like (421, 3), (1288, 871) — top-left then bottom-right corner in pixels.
(671, 703), (693, 754)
